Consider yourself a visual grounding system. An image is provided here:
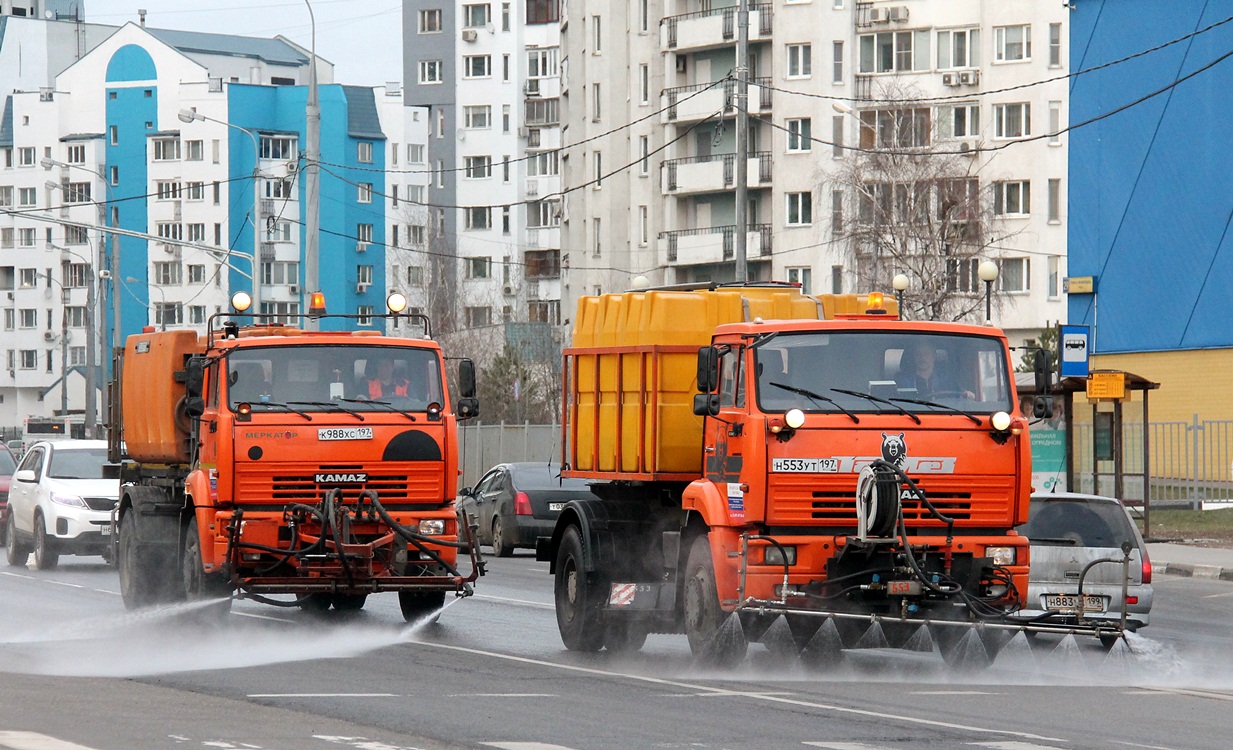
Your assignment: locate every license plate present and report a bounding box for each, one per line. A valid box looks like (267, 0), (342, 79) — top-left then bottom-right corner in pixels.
(772, 457), (839, 473)
(1044, 594), (1104, 612)
(318, 427), (374, 441)
(99, 524), (111, 536)
(548, 502), (566, 512)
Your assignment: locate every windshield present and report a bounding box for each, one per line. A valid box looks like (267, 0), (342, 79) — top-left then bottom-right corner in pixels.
(755, 331), (1012, 414)
(226, 345), (445, 412)
(0, 449), (15, 473)
(1019, 498), (1138, 548)
(48, 447), (114, 479)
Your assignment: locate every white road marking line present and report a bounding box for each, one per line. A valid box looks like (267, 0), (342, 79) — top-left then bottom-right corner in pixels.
(1133, 687), (1233, 702)
(0, 731), (102, 750)
(911, 690), (1003, 696)
(407, 641), (1065, 743)
(247, 693), (398, 698)
(314, 735), (426, 750)
(452, 693), (560, 698)
(481, 744), (579, 750)
(970, 743), (1070, 750)
(1201, 591), (1233, 599)
(40, 580), (84, 589)
(659, 690), (797, 698)
(471, 594), (554, 609)
(1110, 741), (1181, 750)
(232, 611), (296, 622)
(802, 743), (882, 750)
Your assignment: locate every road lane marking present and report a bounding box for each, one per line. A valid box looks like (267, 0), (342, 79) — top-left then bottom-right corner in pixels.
(1110, 741), (1180, 750)
(970, 743), (1070, 750)
(452, 693), (559, 698)
(248, 693), (398, 698)
(803, 744), (884, 750)
(1125, 687), (1233, 702)
(0, 731), (101, 750)
(482, 744), (579, 750)
(314, 736), (427, 750)
(1201, 591), (1233, 599)
(911, 690), (1003, 695)
(405, 641), (1065, 743)
(471, 594), (554, 609)
(658, 690), (797, 698)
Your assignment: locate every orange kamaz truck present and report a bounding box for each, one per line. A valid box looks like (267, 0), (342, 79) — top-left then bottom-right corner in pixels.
(540, 282), (1110, 664)
(108, 294), (483, 620)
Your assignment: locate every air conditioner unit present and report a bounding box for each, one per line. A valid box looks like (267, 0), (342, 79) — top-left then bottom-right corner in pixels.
(517, 126), (529, 138)
(869, 8), (890, 23)
(888, 6), (909, 21)
(526, 179), (538, 196)
(959, 70), (979, 86)
(356, 241), (369, 253)
(289, 284), (299, 294)
(524, 79), (541, 96)
(356, 282), (370, 294)
(5, 292), (12, 300)
(461, 29), (478, 42)
(43, 330), (56, 341)
(957, 140), (979, 157)
(502, 285), (514, 296)
(941, 72), (958, 87)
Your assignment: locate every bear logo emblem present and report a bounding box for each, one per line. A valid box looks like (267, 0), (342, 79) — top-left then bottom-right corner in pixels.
(881, 432), (907, 466)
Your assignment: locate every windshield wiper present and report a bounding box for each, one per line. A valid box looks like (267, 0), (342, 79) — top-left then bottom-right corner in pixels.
(288, 401), (366, 421)
(341, 397), (417, 422)
(888, 397), (983, 426)
(243, 401), (314, 421)
(830, 388), (921, 425)
(768, 381), (859, 423)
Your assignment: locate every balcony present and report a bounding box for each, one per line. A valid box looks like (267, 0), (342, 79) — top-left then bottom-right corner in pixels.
(661, 151), (772, 194)
(662, 77), (771, 124)
(659, 224), (772, 266)
(661, 4), (773, 53)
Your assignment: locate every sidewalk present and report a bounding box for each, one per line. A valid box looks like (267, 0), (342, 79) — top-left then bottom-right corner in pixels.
(1146, 543), (1233, 582)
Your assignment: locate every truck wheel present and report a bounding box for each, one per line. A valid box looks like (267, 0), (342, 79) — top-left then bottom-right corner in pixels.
(554, 525), (605, 652)
(491, 516), (513, 557)
(683, 535), (746, 661)
(5, 514), (29, 567)
(297, 593), (333, 613)
(32, 513), (59, 571)
(118, 505), (181, 610)
(182, 518), (232, 617)
(333, 593), (368, 611)
(399, 590), (446, 623)
(605, 623), (648, 653)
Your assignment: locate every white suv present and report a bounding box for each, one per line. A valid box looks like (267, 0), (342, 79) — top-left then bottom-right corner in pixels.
(4, 440), (119, 569)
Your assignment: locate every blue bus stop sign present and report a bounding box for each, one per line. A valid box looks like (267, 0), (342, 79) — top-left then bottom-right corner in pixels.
(1059, 325), (1090, 378)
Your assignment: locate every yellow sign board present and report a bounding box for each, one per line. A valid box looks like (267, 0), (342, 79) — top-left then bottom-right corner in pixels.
(1064, 276), (1095, 294)
(1086, 371), (1126, 400)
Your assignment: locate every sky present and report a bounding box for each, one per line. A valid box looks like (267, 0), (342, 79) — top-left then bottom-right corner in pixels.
(88, 1), (404, 86)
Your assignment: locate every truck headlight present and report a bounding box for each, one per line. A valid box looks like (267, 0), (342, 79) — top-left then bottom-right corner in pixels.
(418, 519), (446, 535)
(986, 546), (1017, 566)
(764, 545), (797, 566)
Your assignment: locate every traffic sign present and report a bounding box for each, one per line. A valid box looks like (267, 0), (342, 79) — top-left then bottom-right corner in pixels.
(1058, 324), (1090, 378)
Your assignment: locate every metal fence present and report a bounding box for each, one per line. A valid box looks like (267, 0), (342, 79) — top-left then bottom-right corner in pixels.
(458, 422), (562, 488)
(1071, 415), (1233, 508)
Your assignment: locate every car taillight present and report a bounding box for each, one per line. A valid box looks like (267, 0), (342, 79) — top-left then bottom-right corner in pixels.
(514, 491), (532, 516)
(1141, 551), (1152, 584)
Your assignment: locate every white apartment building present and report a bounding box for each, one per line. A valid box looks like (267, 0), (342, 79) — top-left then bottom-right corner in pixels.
(562, 0), (1068, 343)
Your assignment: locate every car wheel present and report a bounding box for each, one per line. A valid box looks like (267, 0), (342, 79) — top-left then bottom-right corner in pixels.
(182, 517), (232, 618)
(399, 590), (446, 623)
(491, 516), (513, 557)
(32, 513), (58, 571)
(5, 514), (28, 567)
(554, 525), (605, 652)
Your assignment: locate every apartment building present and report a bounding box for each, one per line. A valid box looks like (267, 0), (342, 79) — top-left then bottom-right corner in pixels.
(562, 0), (1069, 342)
(403, 0), (565, 340)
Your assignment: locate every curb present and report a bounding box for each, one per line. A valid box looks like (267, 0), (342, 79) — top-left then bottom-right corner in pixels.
(1152, 561), (1233, 582)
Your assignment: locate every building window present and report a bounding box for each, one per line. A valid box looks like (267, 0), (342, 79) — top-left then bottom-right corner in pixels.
(527, 0), (559, 24)
(18, 187), (36, 207)
(65, 182), (91, 203)
(17, 147), (35, 166)
(356, 224), (373, 246)
(859, 31), (927, 73)
(999, 258), (1030, 292)
(992, 180), (1030, 216)
(639, 64), (649, 105)
(155, 303), (183, 327)
(463, 55), (492, 78)
(1048, 256), (1060, 298)
(942, 103), (980, 138)
(593, 218), (602, 256)
(593, 151), (603, 187)
(947, 258), (981, 294)
(1047, 178), (1061, 223)
(1049, 23), (1062, 67)
(153, 261), (183, 285)
(19, 308), (37, 328)
(786, 118), (812, 152)
(419, 60), (443, 84)
(188, 264), (207, 284)
(464, 105), (492, 129)
(528, 199), (561, 228)
(465, 155), (492, 179)
(640, 135), (650, 175)
(787, 44), (812, 78)
(19, 350), (37, 369)
(18, 228), (34, 247)
(465, 306), (492, 328)
(786, 192), (812, 226)
(1049, 101), (1062, 145)
(524, 98), (560, 126)
(592, 82), (602, 121)
(409, 144), (425, 163)
(937, 28), (980, 69)
(109, 126), (118, 145)
(418, 9), (442, 32)
(260, 136), (296, 159)
(357, 142), (373, 163)
(528, 47), (559, 77)
(859, 108), (931, 149)
(463, 3), (490, 28)
(786, 267), (812, 294)
(357, 183), (373, 203)
(592, 14), (602, 53)
(993, 103), (1030, 138)
(527, 151), (559, 176)
(465, 257), (492, 279)
(156, 181), (182, 200)
(831, 189), (843, 233)
(185, 140), (204, 161)
(66, 144), (86, 164)
(187, 223), (205, 242)
(152, 138), (180, 161)
(832, 41), (844, 83)
(995, 24), (1031, 62)
(465, 207), (491, 230)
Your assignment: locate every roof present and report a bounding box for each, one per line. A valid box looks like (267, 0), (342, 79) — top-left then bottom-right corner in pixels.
(60, 133), (105, 142)
(145, 28), (309, 67)
(1015, 370), (1161, 395)
(342, 85), (385, 140)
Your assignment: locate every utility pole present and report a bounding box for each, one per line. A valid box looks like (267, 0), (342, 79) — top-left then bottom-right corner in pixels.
(733, 0), (749, 282)
(303, 0), (321, 327)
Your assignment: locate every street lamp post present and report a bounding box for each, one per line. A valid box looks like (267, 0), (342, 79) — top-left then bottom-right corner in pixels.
(978, 259), (999, 326)
(178, 109), (262, 317)
(303, 0), (321, 328)
(892, 273), (909, 319)
(37, 272), (71, 416)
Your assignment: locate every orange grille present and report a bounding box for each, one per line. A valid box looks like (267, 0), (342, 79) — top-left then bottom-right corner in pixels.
(767, 473), (1018, 527)
(233, 462), (446, 505)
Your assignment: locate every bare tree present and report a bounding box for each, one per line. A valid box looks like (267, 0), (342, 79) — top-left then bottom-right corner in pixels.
(831, 81), (1023, 321)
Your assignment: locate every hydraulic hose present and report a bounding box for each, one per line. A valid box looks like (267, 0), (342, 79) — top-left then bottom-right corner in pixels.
(360, 490), (468, 581)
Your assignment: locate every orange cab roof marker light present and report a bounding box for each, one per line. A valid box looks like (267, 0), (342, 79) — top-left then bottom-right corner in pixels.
(308, 291), (327, 317)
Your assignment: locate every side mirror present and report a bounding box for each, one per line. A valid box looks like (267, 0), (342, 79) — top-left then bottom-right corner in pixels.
(183, 396), (206, 418)
(14, 469), (36, 483)
(693, 393), (720, 417)
(457, 396), (480, 419)
(696, 346), (719, 393)
(1033, 348), (1053, 396)
(458, 358), (477, 399)
(184, 356), (205, 400)
(1033, 395), (1054, 420)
